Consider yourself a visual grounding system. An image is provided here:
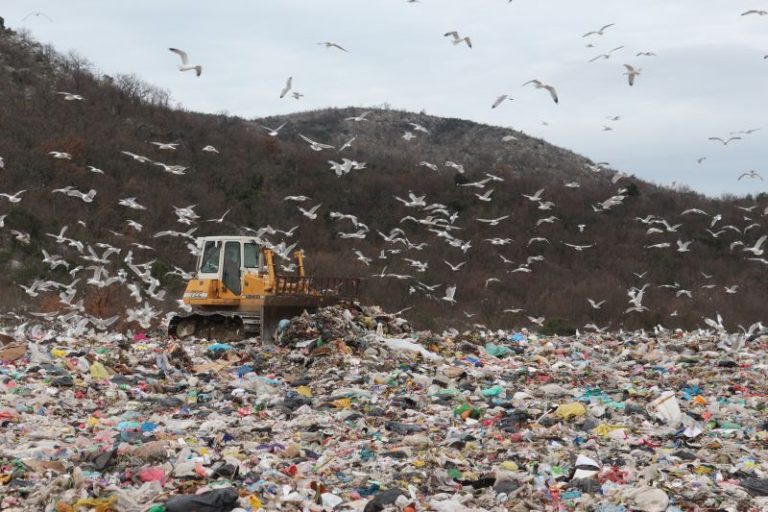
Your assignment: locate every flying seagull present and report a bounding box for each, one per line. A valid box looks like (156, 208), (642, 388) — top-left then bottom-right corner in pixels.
(169, 48), (202, 76)
(623, 64), (641, 86)
(56, 91), (85, 101)
(444, 31), (472, 48)
(280, 77), (293, 99)
(708, 136), (741, 145)
(318, 41), (349, 52)
(22, 11), (53, 22)
(492, 94), (513, 109)
(523, 80), (559, 103)
(583, 23), (615, 37)
(260, 123), (287, 137)
(299, 134), (335, 151)
(739, 170), (763, 181)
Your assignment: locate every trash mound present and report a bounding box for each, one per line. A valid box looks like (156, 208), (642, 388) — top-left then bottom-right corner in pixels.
(2, 308), (768, 511)
(277, 302), (412, 348)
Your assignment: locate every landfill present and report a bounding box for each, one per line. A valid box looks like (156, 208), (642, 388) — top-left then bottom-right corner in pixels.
(2, 302), (768, 511)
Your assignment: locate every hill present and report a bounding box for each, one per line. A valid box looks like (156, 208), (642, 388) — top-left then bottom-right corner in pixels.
(0, 25), (766, 333)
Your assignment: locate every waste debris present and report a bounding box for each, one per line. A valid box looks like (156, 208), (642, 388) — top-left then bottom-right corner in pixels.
(1, 303), (768, 510)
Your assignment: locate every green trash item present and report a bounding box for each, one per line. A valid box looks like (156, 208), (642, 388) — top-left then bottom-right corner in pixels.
(481, 385), (504, 397)
(447, 467), (462, 480)
(485, 343), (511, 358)
(147, 505), (166, 512)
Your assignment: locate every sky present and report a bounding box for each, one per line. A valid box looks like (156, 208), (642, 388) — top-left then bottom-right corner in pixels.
(3, 0), (768, 197)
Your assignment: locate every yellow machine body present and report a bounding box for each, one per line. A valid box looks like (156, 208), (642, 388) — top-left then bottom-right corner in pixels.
(168, 236), (360, 340)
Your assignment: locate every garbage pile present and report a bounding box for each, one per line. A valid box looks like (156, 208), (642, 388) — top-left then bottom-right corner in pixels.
(2, 304), (768, 511)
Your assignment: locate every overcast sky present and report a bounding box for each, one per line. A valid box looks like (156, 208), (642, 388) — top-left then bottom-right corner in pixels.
(3, 0), (768, 197)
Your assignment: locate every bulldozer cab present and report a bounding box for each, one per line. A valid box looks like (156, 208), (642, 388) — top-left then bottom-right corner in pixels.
(197, 237), (266, 295)
(171, 235), (363, 341)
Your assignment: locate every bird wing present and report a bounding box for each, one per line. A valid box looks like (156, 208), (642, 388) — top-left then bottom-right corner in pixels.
(331, 43), (349, 52)
(169, 48), (190, 65)
(444, 31), (459, 39)
(280, 77), (292, 98)
(599, 23), (615, 32)
(544, 85), (559, 103)
(299, 134), (316, 144)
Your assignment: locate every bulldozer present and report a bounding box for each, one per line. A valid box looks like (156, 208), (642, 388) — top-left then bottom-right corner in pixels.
(167, 236), (362, 341)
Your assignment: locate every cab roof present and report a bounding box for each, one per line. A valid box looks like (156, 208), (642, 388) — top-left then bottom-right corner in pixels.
(196, 236), (261, 244)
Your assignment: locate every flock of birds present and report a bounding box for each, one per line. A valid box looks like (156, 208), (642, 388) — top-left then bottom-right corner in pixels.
(0, 6), (766, 337)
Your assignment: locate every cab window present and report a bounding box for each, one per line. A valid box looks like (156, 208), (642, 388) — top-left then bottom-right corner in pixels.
(244, 243), (261, 269)
(200, 241), (221, 273)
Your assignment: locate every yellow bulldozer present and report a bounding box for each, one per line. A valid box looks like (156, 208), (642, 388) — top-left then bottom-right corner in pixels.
(168, 236), (362, 341)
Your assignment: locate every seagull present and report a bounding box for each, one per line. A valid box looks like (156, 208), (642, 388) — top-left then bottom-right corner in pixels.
(708, 136), (741, 145)
(261, 122), (287, 137)
(202, 145), (219, 153)
(354, 250), (372, 266)
(444, 260), (466, 271)
(738, 170), (763, 181)
(582, 23), (615, 37)
(206, 209), (231, 223)
(587, 299), (606, 309)
(536, 216), (559, 226)
(0, 190), (26, 203)
(338, 137), (356, 152)
(345, 111), (371, 122)
(49, 151), (72, 159)
(67, 189), (97, 203)
(523, 80), (559, 103)
(298, 203), (322, 220)
(491, 94), (513, 109)
(589, 46), (624, 62)
(528, 316), (545, 327)
(444, 31), (472, 48)
(169, 48), (201, 76)
(284, 195), (310, 202)
(407, 122), (430, 134)
(636, 51), (657, 57)
(22, 11), (54, 22)
(318, 41), (349, 52)
(476, 215), (509, 226)
(279, 77), (293, 98)
(623, 64), (641, 86)
(126, 220), (143, 231)
(442, 285), (457, 304)
(724, 285), (739, 294)
(150, 142), (179, 150)
(121, 151), (152, 163)
(56, 91), (85, 101)
(697, 157), (707, 164)
(86, 165), (105, 174)
(522, 188), (545, 201)
(475, 189), (494, 202)
(299, 134), (335, 151)
(402, 131), (416, 141)
(676, 240), (693, 252)
(742, 9), (768, 16)
(118, 197), (146, 210)
(743, 235), (767, 256)
(563, 242), (594, 251)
